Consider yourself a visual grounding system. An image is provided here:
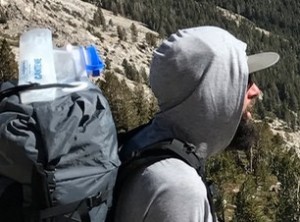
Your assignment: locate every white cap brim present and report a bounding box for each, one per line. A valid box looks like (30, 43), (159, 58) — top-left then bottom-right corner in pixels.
(247, 52), (280, 73)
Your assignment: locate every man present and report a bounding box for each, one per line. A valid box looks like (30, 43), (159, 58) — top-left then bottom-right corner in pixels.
(115, 26), (280, 222)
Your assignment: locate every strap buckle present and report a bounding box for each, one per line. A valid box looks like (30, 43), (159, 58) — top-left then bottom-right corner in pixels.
(44, 166), (56, 194)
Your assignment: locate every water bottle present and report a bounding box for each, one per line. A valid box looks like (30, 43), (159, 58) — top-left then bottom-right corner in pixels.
(18, 28), (57, 103)
(18, 28), (105, 104)
(54, 44), (105, 96)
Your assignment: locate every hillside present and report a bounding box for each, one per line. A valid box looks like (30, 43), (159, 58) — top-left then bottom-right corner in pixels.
(99, 0), (300, 135)
(1, 0), (299, 154)
(0, 0), (158, 75)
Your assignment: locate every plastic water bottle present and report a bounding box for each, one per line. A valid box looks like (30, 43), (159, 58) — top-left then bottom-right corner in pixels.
(18, 28), (57, 103)
(53, 44), (105, 97)
(18, 28), (105, 104)
(54, 44), (104, 84)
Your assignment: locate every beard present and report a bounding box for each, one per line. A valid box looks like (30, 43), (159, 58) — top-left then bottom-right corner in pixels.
(226, 117), (258, 151)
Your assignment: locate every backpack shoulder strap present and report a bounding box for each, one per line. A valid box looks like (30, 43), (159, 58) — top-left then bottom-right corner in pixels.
(117, 120), (153, 148)
(116, 139), (217, 222)
(125, 139), (203, 174)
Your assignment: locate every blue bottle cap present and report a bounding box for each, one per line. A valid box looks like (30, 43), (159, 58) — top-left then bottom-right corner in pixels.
(85, 45), (105, 77)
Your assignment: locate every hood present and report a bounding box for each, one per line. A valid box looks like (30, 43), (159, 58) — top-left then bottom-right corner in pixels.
(122, 26), (249, 159)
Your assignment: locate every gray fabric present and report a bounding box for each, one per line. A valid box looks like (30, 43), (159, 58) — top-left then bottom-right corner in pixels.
(0, 81), (120, 221)
(115, 158), (213, 222)
(117, 26), (249, 222)
(150, 26), (248, 158)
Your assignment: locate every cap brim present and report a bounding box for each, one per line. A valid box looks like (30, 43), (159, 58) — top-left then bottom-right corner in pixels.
(247, 52), (280, 73)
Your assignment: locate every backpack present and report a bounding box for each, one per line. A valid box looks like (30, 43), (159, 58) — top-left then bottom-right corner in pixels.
(112, 123), (218, 222)
(0, 81), (120, 222)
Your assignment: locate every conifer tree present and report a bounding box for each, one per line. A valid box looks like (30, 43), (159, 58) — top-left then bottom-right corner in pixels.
(0, 6), (7, 24)
(145, 32), (157, 47)
(139, 66), (149, 85)
(122, 59), (141, 82)
(133, 84), (151, 125)
(92, 7), (106, 31)
(117, 25), (127, 41)
(233, 177), (265, 222)
(148, 93), (159, 119)
(108, 19), (114, 27)
(273, 149), (300, 221)
(105, 57), (111, 70)
(130, 23), (138, 42)
(0, 39), (17, 82)
(97, 71), (139, 131)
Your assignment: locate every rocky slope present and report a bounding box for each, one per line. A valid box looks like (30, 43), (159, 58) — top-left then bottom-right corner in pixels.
(0, 0), (158, 74)
(269, 118), (300, 156)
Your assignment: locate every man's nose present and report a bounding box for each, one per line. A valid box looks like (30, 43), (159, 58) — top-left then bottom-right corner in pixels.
(247, 83), (261, 99)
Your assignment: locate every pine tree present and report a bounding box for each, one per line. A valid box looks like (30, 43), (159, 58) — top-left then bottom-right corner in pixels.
(130, 23), (138, 42)
(108, 19), (114, 27)
(117, 25), (127, 41)
(273, 149), (300, 221)
(122, 59), (141, 82)
(138, 67), (148, 84)
(105, 57), (111, 70)
(233, 177), (265, 222)
(133, 84), (151, 125)
(97, 71), (139, 131)
(91, 7), (107, 31)
(145, 32), (157, 47)
(0, 6), (7, 24)
(0, 39), (17, 82)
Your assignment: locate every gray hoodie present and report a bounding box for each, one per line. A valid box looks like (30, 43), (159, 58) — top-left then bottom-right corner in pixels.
(115, 26), (249, 222)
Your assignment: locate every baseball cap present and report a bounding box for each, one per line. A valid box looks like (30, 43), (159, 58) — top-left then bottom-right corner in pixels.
(247, 52), (280, 73)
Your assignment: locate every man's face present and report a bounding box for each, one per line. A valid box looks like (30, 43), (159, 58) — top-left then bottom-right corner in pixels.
(227, 75), (261, 151)
(242, 75), (261, 120)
